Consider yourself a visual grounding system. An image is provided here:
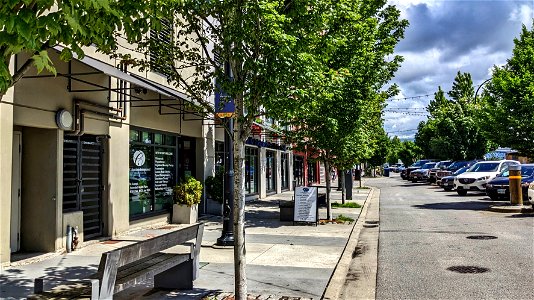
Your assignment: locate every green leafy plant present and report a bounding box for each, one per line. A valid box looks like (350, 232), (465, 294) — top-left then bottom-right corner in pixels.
(332, 202), (361, 208)
(173, 176), (203, 207)
(335, 214), (355, 223)
(205, 169), (224, 203)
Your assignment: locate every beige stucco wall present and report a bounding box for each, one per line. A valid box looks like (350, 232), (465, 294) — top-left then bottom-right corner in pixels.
(20, 128), (61, 252)
(107, 122), (131, 237)
(0, 60), (15, 266)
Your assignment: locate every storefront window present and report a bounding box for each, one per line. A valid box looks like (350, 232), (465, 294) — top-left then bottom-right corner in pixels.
(266, 150), (276, 192)
(245, 147), (259, 194)
(294, 155), (304, 187)
(281, 153), (289, 190)
(307, 161), (317, 184)
(179, 138), (195, 178)
(130, 129), (176, 218)
(215, 141), (225, 173)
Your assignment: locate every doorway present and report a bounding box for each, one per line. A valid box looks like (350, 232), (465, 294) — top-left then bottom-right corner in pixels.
(63, 135), (104, 240)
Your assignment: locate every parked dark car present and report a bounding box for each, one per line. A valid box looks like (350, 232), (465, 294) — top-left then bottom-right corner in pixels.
(401, 159), (435, 180)
(436, 160), (477, 185)
(410, 162), (438, 183)
(485, 164), (534, 201)
(440, 166), (471, 191)
(429, 160), (452, 183)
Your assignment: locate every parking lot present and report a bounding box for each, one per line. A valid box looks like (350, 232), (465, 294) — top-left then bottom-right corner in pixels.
(373, 173), (533, 300)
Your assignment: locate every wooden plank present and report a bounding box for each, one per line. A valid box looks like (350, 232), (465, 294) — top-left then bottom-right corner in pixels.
(114, 253), (189, 293)
(114, 224), (200, 267)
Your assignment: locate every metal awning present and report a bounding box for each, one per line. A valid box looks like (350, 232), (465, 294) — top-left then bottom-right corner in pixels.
(54, 46), (192, 103)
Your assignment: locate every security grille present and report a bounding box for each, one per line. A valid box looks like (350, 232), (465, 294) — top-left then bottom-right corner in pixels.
(63, 135), (104, 240)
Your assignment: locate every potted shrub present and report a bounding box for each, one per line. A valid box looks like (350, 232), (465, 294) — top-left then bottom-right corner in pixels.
(205, 169), (225, 215)
(172, 176), (203, 224)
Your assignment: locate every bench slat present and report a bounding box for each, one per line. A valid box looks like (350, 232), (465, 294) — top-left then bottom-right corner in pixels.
(114, 253), (190, 293)
(115, 224), (200, 268)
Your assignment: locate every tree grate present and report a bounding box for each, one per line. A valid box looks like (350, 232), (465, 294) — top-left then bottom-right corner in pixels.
(447, 266), (489, 274)
(466, 235), (497, 240)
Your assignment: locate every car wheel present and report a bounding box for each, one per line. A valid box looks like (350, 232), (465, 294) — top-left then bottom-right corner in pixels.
(457, 190), (467, 196)
(444, 187), (452, 191)
(411, 179), (417, 183)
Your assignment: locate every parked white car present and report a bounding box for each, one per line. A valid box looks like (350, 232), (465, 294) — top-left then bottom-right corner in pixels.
(454, 160), (520, 196)
(528, 182), (534, 206)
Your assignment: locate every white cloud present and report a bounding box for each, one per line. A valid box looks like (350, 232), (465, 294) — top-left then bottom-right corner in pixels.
(383, 0), (532, 139)
(509, 4), (534, 27)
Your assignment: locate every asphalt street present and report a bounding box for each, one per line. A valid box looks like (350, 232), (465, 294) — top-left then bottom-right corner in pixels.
(374, 173), (533, 300)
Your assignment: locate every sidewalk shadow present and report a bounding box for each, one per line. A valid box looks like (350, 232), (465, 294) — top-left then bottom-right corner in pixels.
(412, 201), (497, 211)
(0, 264), (97, 299)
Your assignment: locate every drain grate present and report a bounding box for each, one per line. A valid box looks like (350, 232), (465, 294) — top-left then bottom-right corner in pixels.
(466, 235), (497, 240)
(365, 220), (379, 224)
(447, 266), (489, 274)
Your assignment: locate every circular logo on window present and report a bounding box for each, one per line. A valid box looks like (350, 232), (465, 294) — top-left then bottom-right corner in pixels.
(133, 150), (146, 167)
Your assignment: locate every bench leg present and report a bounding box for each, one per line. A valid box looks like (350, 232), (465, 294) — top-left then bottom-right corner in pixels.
(154, 260), (194, 290)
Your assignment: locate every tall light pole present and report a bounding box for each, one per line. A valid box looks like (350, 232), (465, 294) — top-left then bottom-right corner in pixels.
(474, 78), (492, 104)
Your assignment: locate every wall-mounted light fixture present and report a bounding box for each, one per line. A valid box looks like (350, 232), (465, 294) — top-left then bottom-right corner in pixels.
(56, 109), (73, 130)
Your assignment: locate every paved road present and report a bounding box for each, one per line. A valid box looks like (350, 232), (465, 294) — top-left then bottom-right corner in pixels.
(374, 173), (533, 300)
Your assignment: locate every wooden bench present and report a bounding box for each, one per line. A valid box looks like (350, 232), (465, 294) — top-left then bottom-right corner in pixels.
(29, 223), (204, 299)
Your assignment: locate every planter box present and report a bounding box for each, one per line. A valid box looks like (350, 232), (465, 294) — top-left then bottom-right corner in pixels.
(172, 204), (198, 224)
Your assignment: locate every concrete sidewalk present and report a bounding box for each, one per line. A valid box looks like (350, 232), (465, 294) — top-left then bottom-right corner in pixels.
(0, 183), (375, 299)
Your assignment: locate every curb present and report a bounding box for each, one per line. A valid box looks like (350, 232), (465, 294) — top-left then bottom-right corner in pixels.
(489, 205), (533, 213)
(322, 186), (378, 300)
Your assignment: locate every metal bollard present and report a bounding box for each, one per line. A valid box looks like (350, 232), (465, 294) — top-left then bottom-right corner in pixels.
(509, 165), (522, 205)
(66, 225), (72, 253)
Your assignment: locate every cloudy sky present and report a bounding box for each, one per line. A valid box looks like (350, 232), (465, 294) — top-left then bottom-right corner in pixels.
(384, 0), (533, 140)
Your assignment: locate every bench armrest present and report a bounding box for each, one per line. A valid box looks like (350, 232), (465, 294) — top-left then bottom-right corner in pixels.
(34, 277), (99, 300)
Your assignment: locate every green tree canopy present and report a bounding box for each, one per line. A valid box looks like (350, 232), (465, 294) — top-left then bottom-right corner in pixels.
(477, 23), (534, 157)
(415, 72), (491, 160)
(0, 0), (149, 94)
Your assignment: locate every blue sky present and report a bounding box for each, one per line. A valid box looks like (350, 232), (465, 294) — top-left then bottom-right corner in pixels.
(385, 0), (534, 140)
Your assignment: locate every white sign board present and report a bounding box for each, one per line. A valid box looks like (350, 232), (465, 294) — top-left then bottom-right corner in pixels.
(294, 186), (318, 222)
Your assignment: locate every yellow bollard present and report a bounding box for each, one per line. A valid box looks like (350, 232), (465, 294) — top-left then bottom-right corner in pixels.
(508, 165), (522, 205)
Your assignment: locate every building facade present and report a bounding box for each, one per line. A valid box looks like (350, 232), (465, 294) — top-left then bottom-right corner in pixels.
(0, 46), (322, 266)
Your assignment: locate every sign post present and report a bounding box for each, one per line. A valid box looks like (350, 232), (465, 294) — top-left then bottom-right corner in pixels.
(294, 186), (318, 225)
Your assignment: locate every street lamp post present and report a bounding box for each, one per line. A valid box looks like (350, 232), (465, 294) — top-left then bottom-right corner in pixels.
(474, 78), (492, 104)
(217, 117), (235, 246)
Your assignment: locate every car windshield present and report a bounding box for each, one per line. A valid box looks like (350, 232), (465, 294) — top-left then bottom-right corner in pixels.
(447, 161), (466, 170)
(454, 166), (470, 175)
(421, 163), (436, 169)
(411, 161), (426, 167)
(468, 162), (499, 172)
(522, 166), (534, 177)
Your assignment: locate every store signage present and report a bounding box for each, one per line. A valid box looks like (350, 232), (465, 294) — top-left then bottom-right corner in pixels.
(133, 150), (146, 167)
(294, 186), (317, 223)
(214, 83), (235, 118)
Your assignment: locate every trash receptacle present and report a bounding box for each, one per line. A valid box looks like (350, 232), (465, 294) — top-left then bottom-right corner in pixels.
(384, 167), (390, 177)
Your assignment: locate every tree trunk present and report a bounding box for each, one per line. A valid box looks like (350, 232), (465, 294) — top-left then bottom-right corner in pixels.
(233, 124), (247, 299)
(324, 158), (332, 221)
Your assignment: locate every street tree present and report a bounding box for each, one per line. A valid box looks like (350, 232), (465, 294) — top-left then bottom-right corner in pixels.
(280, 0), (408, 220)
(124, 1), (336, 298)
(415, 72), (491, 160)
(386, 135), (402, 165)
(0, 0), (149, 97)
(477, 23), (534, 157)
(398, 140), (420, 166)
